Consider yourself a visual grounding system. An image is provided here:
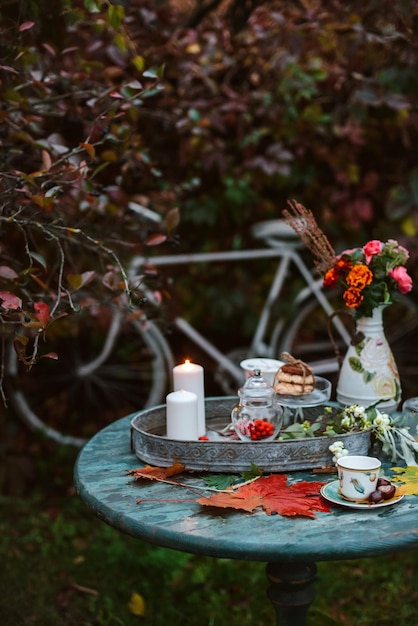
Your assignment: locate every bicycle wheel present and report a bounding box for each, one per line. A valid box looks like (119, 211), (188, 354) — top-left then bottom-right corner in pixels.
(274, 294), (418, 399)
(6, 306), (173, 446)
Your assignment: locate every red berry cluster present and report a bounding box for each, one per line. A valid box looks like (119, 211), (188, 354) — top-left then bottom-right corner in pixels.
(248, 419), (275, 440)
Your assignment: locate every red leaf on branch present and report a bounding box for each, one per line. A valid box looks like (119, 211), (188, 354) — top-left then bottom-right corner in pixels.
(19, 21), (35, 32)
(197, 474), (331, 518)
(0, 291), (22, 310)
(0, 266), (18, 280)
(33, 302), (51, 326)
(40, 352), (59, 361)
(145, 233), (167, 246)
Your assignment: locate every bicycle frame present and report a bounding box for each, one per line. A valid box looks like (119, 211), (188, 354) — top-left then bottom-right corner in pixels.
(129, 243), (352, 383)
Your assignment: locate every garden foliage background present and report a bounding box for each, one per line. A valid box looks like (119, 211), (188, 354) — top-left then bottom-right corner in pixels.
(2, 0), (418, 344)
(2, 1), (418, 624)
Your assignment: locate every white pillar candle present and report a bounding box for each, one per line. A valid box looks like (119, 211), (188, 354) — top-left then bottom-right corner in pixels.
(173, 360), (206, 436)
(166, 390), (199, 440)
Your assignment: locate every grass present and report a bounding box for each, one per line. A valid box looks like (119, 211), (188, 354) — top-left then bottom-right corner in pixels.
(2, 414), (418, 625)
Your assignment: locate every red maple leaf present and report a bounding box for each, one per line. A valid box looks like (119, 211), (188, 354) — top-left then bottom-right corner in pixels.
(197, 474), (331, 518)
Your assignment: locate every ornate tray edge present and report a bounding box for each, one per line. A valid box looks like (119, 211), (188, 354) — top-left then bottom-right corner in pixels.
(130, 397), (371, 473)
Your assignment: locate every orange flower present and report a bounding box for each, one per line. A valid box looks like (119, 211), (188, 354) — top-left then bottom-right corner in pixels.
(343, 288), (364, 308)
(336, 258), (352, 272)
(323, 257), (352, 288)
(323, 268), (339, 288)
(346, 265), (373, 290)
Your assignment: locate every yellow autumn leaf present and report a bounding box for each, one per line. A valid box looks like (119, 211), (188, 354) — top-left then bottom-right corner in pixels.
(132, 55), (145, 72)
(80, 142), (95, 158)
(73, 555), (85, 564)
(186, 43), (201, 54)
(42, 149), (52, 171)
(128, 591), (146, 616)
(391, 465), (418, 495)
(402, 216), (417, 237)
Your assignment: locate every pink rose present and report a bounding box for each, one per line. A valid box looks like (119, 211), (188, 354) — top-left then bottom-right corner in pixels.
(363, 240), (382, 263)
(389, 266), (413, 294)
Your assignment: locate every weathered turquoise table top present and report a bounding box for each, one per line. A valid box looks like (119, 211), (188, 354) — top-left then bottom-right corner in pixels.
(74, 414), (418, 564)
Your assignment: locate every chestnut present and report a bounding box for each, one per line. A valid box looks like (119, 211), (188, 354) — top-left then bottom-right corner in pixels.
(377, 477), (391, 487)
(377, 483), (396, 500)
(368, 490), (384, 504)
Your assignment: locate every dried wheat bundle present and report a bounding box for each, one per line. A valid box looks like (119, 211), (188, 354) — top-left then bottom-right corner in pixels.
(283, 199), (337, 275)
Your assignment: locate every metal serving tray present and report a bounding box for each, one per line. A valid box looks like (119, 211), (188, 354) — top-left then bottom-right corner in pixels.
(130, 397), (371, 473)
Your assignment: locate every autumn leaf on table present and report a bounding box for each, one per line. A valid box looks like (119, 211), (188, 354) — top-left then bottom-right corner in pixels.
(127, 461), (186, 481)
(391, 466), (418, 496)
(197, 474), (331, 518)
(128, 464), (330, 517)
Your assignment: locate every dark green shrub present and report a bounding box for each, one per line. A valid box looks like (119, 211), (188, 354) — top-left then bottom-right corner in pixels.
(2, 0), (418, 397)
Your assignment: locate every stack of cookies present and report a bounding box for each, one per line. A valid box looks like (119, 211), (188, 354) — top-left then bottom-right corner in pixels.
(274, 353), (315, 396)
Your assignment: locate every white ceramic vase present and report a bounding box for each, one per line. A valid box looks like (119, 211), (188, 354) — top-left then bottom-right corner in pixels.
(336, 305), (401, 414)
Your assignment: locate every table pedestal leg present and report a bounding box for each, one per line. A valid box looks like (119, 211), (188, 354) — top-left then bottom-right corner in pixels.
(266, 561), (317, 626)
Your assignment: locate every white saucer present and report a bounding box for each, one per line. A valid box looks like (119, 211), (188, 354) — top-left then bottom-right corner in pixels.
(320, 480), (404, 510)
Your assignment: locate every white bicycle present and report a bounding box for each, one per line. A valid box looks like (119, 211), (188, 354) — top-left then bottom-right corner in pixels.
(6, 219), (418, 446)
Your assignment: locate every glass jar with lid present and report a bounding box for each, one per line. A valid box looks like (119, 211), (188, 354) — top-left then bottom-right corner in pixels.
(231, 370), (283, 441)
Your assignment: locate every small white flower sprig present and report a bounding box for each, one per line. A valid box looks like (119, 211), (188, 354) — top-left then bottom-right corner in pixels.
(329, 441), (348, 463)
(326, 404), (418, 466)
(281, 403), (418, 465)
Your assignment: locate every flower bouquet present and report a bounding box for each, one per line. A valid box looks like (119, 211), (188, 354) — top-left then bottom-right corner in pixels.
(323, 240), (412, 318)
(283, 200), (414, 411)
(283, 200), (413, 318)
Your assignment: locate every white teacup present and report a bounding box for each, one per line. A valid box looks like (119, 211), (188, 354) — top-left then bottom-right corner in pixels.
(336, 455), (381, 502)
(240, 358), (283, 386)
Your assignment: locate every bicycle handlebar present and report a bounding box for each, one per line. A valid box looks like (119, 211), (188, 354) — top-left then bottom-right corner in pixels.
(128, 237), (307, 277)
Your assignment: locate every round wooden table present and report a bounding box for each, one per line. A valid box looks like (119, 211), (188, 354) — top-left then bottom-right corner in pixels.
(74, 413), (418, 626)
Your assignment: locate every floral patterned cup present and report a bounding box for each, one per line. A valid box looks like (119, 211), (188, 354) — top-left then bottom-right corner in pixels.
(336, 455), (381, 502)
